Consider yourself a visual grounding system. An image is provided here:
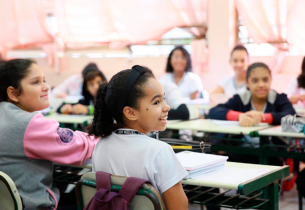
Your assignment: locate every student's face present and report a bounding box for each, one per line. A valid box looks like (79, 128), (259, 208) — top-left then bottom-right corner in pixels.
(170, 49), (187, 74)
(230, 50), (249, 78)
(135, 78), (170, 134)
(17, 63), (50, 112)
(246, 67), (271, 100)
(86, 76), (103, 98)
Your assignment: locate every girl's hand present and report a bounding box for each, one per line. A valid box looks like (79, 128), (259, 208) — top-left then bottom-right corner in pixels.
(61, 104), (73, 114)
(71, 104), (88, 115)
(238, 113), (256, 127)
(244, 110), (265, 123)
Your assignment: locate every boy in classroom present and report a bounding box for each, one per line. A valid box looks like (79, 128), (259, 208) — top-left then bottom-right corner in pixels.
(57, 63), (107, 115)
(0, 59), (97, 210)
(89, 65), (189, 210)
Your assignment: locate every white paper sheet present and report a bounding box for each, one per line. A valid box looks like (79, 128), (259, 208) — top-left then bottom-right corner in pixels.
(210, 120), (268, 127)
(192, 167), (271, 184)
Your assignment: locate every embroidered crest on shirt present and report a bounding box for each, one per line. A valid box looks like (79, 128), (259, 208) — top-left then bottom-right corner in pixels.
(56, 127), (76, 145)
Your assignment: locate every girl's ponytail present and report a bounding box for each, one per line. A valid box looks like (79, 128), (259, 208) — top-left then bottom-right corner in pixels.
(88, 83), (115, 138)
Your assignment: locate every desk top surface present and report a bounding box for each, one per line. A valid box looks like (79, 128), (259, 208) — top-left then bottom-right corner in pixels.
(182, 162), (289, 195)
(45, 114), (93, 124)
(166, 119), (270, 135)
(258, 125), (305, 138)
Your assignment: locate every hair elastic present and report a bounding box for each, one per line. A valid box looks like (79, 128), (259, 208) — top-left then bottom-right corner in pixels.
(118, 65), (145, 112)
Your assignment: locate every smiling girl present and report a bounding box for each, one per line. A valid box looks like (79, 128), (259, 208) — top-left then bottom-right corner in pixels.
(89, 65), (189, 210)
(208, 62), (295, 126)
(0, 59), (97, 210)
(159, 46), (203, 100)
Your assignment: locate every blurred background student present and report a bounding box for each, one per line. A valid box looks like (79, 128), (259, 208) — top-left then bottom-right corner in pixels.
(159, 46), (203, 100)
(57, 63), (107, 115)
(210, 45), (249, 105)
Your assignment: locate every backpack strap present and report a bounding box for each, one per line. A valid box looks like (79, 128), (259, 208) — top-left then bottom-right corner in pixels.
(95, 171), (111, 190)
(118, 177), (151, 204)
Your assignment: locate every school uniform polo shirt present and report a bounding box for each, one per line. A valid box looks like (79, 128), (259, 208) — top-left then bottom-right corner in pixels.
(92, 129), (188, 195)
(159, 72), (203, 99)
(218, 75), (247, 96)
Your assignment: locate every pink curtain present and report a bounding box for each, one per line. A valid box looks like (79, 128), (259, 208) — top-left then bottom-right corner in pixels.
(286, 0), (305, 54)
(53, 0), (207, 49)
(235, 0), (305, 54)
(0, 0), (53, 59)
(235, 0), (292, 44)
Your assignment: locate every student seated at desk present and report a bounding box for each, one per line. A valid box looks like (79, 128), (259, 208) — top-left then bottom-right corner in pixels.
(89, 65), (189, 210)
(208, 62), (296, 126)
(159, 46), (203, 100)
(0, 59), (97, 210)
(57, 63), (107, 115)
(212, 45), (248, 96)
(210, 45), (249, 105)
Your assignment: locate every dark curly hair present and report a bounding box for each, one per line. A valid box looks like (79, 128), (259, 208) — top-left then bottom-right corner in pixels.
(0, 59), (35, 102)
(246, 62), (271, 81)
(297, 57), (305, 88)
(88, 66), (154, 138)
(81, 63), (107, 102)
(165, 46), (192, 73)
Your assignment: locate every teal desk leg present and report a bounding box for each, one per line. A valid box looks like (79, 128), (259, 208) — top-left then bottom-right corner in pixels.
(262, 181), (279, 210)
(299, 191), (303, 210)
(259, 136), (269, 165)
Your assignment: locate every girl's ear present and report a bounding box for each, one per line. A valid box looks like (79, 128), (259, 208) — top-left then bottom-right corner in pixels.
(123, 106), (138, 121)
(7, 86), (19, 102)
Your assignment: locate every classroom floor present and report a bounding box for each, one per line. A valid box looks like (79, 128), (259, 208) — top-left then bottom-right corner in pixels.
(188, 185), (305, 210)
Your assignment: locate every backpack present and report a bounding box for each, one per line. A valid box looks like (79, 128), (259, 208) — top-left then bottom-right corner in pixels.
(84, 171), (151, 210)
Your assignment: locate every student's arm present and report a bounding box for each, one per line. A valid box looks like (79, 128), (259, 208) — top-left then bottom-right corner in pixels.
(74, 99), (94, 115)
(23, 114), (97, 165)
(57, 102), (73, 114)
(212, 85), (225, 94)
(208, 95), (242, 120)
(52, 79), (71, 98)
(168, 104), (189, 120)
(163, 181), (188, 210)
(267, 93), (296, 125)
(190, 91), (199, 100)
(154, 145), (189, 209)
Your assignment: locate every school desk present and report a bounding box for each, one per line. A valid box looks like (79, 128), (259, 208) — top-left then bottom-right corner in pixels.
(258, 126), (305, 210)
(165, 119), (270, 136)
(165, 119), (271, 163)
(45, 114), (93, 130)
(182, 162), (288, 210)
(54, 161), (288, 210)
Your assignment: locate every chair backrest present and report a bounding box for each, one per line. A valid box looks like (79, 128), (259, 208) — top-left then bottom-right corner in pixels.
(0, 171), (23, 210)
(76, 172), (166, 210)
